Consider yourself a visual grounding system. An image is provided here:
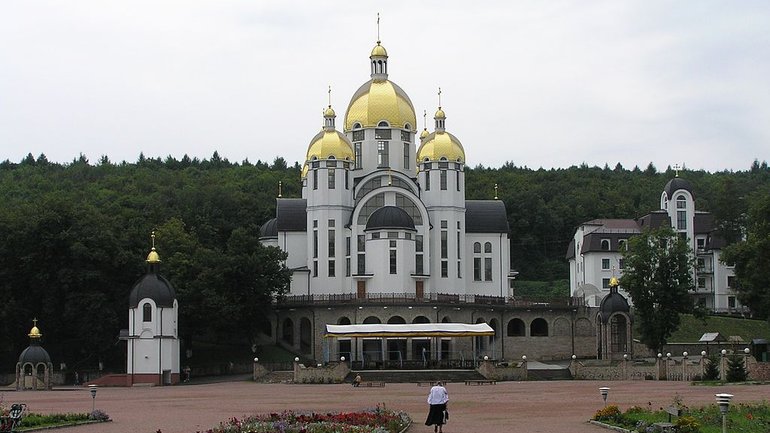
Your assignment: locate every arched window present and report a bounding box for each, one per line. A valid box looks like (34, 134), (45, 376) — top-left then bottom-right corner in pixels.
(404, 123), (411, 130)
(363, 316), (381, 324)
(484, 242), (492, 253)
(337, 316), (351, 325)
(282, 318), (294, 345)
(507, 318), (525, 337)
(388, 316), (406, 324)
(413, 316), (431, 324)
(378, 121), (389, 128)
(474, 242), (481, 253)
(357, 193), (385, 225)
(530, 318), (549, 337)
(299, 318), (312, 353)
(601, 239), (610, 251)
(142, 303), (152, 322)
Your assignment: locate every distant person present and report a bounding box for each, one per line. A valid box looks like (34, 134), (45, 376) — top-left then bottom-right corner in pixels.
(352, 373), (362, 387)
(74, 371), (80, 386)
(183, 366), (191, 383)
(425, 381), (448, 433)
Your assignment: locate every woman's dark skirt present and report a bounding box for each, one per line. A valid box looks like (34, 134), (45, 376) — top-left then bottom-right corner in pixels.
(425, 403), (446, 426)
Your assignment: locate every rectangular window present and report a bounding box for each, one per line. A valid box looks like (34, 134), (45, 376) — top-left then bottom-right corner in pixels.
(440, 170), (447, 190)
(697, 238), (705, 250)
(372, 232), (380, 239)
(457, 261), (462, 278)
(312, 168), (318, 190)
(697, 258), (705, 270)
(601, 258), (610, 270)
(456, 170), (460, 191)
(401, 130), (410, 142)
(313, 223), (318, 258)
(328, 229), (335, 257)
(390, 249), (397, 274)
(328, 260), (335, 277)
(357, 253), (366, 274)
(474, 258), (481, 281)
(677, 211), (687, 230)
(328, 168), (335, 189)
(313, 260), (318, 277)
(457, 230), (461, 258)
(388, 231), (398, 239)
(404, 142), (410, 169)
(416, 235), (423, 252)
(352, 130), (365, 141)
(441, 260), (448, 278)
(602, 278), (610, 289)
(377, 141), (389, 167)
(484, 257), (493, 281)
(697, 277), (706, 289)
(441, 230), (448, 259)
(357, 235), (365, 252)
(375, 128), (391, 139)
(354, 143), (362, 169)
(618, 258), (625, 270)
(727, 276), (736, 288)
(425, 171), (430, 190)
(728, 296), (736, 308)
(416, 253), (424, 274)
(345, 171), (349, 189)
(346, 257), (351, 277)
(345, 236), (351, 256)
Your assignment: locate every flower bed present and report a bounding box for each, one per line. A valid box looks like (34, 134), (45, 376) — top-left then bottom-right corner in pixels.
(592, 401), (770, 433)
(196, 406), (410, 433)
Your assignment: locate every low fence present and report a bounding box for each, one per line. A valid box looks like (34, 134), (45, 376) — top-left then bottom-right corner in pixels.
(276, 293), (584, 308)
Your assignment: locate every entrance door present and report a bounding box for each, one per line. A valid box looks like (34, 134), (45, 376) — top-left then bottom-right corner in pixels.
(357, 281), (366, 299)
(415, 280), (424, 299)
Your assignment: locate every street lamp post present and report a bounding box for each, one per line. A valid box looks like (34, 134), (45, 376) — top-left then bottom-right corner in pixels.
(599, 387), (610, 406)
(88, 384), (97, 412)
(715, 393), (733, 433)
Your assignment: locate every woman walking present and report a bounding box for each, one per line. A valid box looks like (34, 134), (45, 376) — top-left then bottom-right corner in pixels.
(425, 381), (448, 433)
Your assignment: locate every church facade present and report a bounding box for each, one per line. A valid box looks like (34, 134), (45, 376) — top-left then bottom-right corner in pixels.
(567, 176), (741, 313)
(260, 38), (600, 364)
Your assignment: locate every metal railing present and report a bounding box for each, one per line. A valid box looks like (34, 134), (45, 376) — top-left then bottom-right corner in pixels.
(276, 293), (585, 308)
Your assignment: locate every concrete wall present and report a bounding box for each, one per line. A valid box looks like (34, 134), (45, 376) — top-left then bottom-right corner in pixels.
(293, 360), (350, 384)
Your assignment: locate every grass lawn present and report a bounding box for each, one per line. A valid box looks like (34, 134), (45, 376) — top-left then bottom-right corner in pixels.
(667, 314), (770, 343)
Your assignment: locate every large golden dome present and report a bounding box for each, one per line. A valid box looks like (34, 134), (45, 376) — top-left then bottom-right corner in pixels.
(417, 131), (465, 163)
(344, 80), (417, 132)
(306, 129), (355, 162)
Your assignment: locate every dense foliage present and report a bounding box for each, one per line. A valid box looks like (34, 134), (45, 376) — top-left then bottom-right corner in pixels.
(0, 152), (767, 372)
(721, 185), (770, 319)
(621, 226), (695, 352)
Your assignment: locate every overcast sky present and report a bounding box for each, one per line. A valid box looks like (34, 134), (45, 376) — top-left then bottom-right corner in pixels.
(1, 1), (768, 172)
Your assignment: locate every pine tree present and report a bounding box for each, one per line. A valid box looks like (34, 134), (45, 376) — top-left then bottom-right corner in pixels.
(726, 356), (748, 382)
(703, 355), (720, 381)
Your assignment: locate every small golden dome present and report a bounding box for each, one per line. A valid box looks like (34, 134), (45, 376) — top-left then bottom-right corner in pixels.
(435, 107), (446, 119)
(417, 131), (465, 163)
(306, 130), (355, 162)
(301, 164), (309, 179)
(29, 325), (42, 339)
(345, 80), (416, 131)
(370, 41), (388, 57)
(419, 128), (430, 140)
(609, 276), (620, 287)
(324, 105), (336, 117)
(146, 248), (161, 263)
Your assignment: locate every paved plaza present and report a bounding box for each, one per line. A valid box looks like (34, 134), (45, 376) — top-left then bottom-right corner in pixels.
(5, 380), (768, 433)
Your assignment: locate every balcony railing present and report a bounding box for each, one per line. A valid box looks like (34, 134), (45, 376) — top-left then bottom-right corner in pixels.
(275, 293), (585, 308)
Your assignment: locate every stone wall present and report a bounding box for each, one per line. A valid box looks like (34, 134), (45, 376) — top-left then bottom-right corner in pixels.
(293, 360), (350, 384)
(477, 359), (527, 381)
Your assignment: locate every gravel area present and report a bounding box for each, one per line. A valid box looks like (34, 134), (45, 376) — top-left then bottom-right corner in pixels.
(4, 380), (768, 433)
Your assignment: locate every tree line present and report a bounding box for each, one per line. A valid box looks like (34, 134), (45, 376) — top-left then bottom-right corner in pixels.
(0, 152), (768, 371)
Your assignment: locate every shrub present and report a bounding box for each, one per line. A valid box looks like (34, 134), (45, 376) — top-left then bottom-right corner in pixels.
(675, 415), (701, 433)
(703, 355), (720, 381)
(726, 356), (748, 382)
(592, 405), (621, 422)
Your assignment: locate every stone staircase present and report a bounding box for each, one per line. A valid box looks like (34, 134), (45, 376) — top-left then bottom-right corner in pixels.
(256, 370), (295, 383)
(526, 368), (573, 381)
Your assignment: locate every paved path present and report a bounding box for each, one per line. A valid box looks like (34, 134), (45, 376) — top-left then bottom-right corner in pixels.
(5, 380), (768, 433)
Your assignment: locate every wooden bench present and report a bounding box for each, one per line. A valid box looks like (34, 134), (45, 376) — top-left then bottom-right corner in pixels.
(0, 403), (26, 433)
(358, 381), (385, 387)
(464, 379), (497, 385)
(652, 406), (681, 432)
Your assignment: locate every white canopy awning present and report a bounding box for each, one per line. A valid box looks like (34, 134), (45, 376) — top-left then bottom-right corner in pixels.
(325, 323), (494, 338)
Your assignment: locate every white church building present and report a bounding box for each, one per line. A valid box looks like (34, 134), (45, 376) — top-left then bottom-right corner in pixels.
(567, 176), (741, 313)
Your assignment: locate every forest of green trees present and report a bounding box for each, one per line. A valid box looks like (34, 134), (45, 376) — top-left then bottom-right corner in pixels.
(1, 152), (768, 372)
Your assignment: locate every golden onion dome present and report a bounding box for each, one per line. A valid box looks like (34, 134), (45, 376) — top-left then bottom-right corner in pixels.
(417, 131), (465, 163)
(370, 41), (388, 57)
(306, 130), (355, 162)
(146, 248), (161, 264)
(344, 80), (416, 132)
(419, 128), (430, 140)
(29, 325), (42, 339)
(323, 105), (336, 118)
(301, 163), (309, 179)
(435, 107), (446, 119)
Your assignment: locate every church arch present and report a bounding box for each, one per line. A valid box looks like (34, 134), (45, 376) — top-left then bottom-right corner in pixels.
(388, 316), (406, 324)
(363, 316), (381, 324)
(299, 317), (312, 354)
(507, 318), (525, 337)
(489, 318), (499, 345)
(412, 315), (430, 324)
(575, 318), (593, 336)
(282, 318), (294, 345)
(530, 318), (549, 337)
(553, 317), (570, 337)
(337, 316), (351, 325)
(142, 303), (152, 322)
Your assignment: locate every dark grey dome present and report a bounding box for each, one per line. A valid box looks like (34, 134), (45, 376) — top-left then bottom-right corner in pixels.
(18, 342), (51, 365)
(664, 177), (694, 199)
(129, 271), (176, 308)
(260, 218), (278, 238)
(365, 206), (416, 231)
(599, 291), (630, 324)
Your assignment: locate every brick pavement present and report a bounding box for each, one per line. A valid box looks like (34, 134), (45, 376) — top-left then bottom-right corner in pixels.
(5, 380), (769, 433)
